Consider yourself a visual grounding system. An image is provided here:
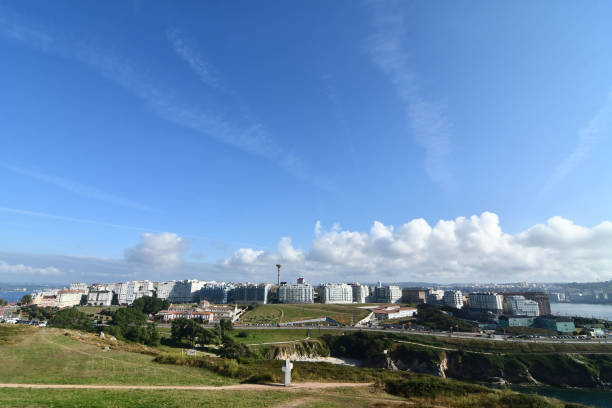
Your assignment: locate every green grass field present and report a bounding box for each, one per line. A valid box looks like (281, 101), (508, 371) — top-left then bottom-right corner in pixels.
(232, 329), (324, 344)
(239, 304), (371, 325)
(0, 326), (233, 386)
(0, 324), (587, 408)
(159, 327), (322, 345)
(0, 389), (293, 408)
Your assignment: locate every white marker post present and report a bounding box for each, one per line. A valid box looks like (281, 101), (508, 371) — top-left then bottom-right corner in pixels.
(282, 358), (293, 387)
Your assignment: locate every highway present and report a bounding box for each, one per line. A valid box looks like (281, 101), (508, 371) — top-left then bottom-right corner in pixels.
(230, 324), (612, 345)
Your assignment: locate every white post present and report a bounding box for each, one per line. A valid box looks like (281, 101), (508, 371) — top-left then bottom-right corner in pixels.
(281, 358), (293, 387)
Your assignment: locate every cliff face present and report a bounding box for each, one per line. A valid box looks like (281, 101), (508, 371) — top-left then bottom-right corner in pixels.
(394, 353), (447, 378)
(263, 339), (330, 360)
(388, 343), (612, 389)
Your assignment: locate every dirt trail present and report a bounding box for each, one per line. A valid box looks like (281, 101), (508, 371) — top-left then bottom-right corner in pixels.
(0, 382), (370, 391)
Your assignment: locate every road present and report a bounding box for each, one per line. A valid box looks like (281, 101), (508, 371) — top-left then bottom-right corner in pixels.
(231, 325), (612, 344)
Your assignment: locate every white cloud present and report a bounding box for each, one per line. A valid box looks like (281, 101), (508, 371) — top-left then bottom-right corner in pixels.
(277, 237), (304, 263)
(223, 237), (304, 267)
(223, 212), (612, 283)
(543, 88), (612, 194)
(124, 232), (187, 269)
(2, 165), (150, 211)
(0, 260), (61, 276)
(366, 2), (453, 186)
(223, 248), (268, 266)
(0, 206), (145, 231)
(0, 9), (320, 187)
(167, 28), (217, 88)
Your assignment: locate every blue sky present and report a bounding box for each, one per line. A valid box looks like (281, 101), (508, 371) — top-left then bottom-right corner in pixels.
(1, 1), (612, 284)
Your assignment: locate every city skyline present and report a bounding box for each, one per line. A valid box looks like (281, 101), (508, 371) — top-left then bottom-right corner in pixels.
(2, 2), (612, 284)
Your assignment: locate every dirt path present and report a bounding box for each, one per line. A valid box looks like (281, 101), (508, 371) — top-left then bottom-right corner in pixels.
(0, 382), (370, 391)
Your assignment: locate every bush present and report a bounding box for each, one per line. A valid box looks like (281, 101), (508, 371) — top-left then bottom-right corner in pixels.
(415, 305), (475, 331)
(323, 332), (393, 367)
(236, 331), (249, 338)
(498, 393), (558, 408)
(50, 308), (92, 331)
(21, 305), (58, 321)
(384, 376), (491, 398)
(218, 336), (251, 359)
(242, 372), (275, 384)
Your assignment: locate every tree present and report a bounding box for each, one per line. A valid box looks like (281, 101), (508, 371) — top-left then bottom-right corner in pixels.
(0, 298), (7, 306)
(218, 335), (250, 359)
(110, 307), (160, 345)
(215, 318), (234, 337)
(111, 307), (147, 328)
(131, 296), (169, 315)
(20, 305), (57, 321)
(171, 318), (216, 346)
(50, 308), (92, 331)
(19, 294), (32, 305)
(171, 318), (195, 343)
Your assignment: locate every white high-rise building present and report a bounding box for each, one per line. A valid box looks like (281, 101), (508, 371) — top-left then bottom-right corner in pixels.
(87, 290), (112, 306)
(233, 283), (271, 304)
(505, 295), (540, 317)
(467, 292), (503, 313)
(375, 285), (402, 303)
(155, 281), (176, 300)
(351, 283), (370, 303)
(278, 280), (314, 304)
(319, 283), (353, 304)
(443, 290), (463, 309)
(168, 280), (205, 303)
(117, 282), (132, 305)
(69, 283), (89, 292)
(426, 289), (445, 304)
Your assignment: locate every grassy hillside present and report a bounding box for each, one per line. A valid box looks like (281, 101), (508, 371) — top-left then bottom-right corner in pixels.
(0, 387), (411, 408)
(230, 329), (322, 344)
(0, 385), (581, 408)
(0, 324), (588, 408)
(0, 325), (233, 386)
(239, 304), (371, 325)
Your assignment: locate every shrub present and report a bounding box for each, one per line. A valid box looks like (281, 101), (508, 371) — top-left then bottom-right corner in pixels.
(242, 372), (275, 384)
(498, 393), (558, 408)
(384, 376), (491, 398)
(50, 308), (92, 331)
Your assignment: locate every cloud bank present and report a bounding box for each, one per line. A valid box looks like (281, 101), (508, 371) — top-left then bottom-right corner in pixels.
(224, 212), (612, 283)
(2, 213), (611, 284)
(0, 260), (62, 276)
